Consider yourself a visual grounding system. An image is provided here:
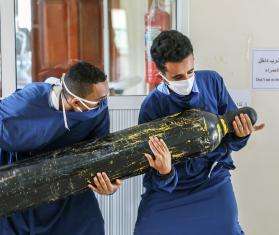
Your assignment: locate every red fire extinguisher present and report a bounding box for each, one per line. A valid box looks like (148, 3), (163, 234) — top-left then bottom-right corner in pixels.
(144, 0), (171, 92)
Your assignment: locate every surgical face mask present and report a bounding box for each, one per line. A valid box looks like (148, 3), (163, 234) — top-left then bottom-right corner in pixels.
(61, 74), (103, 130)
(160, 73), (195, 96)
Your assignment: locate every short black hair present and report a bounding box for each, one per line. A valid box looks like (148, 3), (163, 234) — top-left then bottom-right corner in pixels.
(151, 30), (193, 73)
(64, 61), (106, 98)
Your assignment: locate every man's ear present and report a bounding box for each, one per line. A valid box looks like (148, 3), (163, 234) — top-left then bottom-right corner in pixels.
(67, 96), (79, 108)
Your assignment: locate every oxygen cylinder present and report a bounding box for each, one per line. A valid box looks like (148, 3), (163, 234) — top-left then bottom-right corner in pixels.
(0, 107), (257, 217)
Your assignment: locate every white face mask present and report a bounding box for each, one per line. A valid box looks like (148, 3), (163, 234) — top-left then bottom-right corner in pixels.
(61, 74), (102, 130)
(160, 73), (195, 96)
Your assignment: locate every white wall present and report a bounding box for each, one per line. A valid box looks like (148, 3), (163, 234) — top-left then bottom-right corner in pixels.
(188, 0), (279, 234)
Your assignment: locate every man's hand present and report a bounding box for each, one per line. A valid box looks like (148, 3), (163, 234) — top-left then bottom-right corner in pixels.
(145, 136), (172, 175)
(233, 113), (265, 138)
(88, 172), (122, 195)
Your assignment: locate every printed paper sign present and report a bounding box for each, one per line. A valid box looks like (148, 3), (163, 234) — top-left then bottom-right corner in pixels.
(252, 49), (279, 89)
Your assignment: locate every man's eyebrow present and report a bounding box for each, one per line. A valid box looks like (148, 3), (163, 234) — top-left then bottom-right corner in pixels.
(172, 74), (184, 79)
(98, 95), (107, 100)
(171, 68), (194, 79)
(187, 68), (194, 74)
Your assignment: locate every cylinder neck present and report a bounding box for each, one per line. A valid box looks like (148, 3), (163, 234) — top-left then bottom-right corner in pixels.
(219, 118), (229, 136)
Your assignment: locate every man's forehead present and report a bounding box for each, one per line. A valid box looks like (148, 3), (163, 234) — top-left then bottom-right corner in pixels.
(88, 81), (109, 99)
(166, 64), (194, 76)
(165, 56), (194, 74)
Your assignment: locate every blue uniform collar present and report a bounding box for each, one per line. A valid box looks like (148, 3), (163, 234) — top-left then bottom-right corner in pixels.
(156, 79), (199, 96)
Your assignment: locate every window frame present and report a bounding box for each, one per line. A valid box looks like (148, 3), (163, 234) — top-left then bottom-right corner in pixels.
(0, 0), (189, 107)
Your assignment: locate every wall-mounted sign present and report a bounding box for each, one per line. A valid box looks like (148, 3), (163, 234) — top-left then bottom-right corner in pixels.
(252, 49), (279, 89)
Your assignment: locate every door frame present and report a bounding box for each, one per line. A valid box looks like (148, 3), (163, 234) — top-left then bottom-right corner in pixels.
(0, 0), (16, 97)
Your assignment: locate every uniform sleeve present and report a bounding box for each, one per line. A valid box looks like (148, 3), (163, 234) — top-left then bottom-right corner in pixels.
(0, 109), (36, 152)
(215, 72), (249, 151)
(139, 95), (178, 193)
(138, 96), (162, 124)
(147, 167), (178, 193)
(0, 85), (55, 152)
